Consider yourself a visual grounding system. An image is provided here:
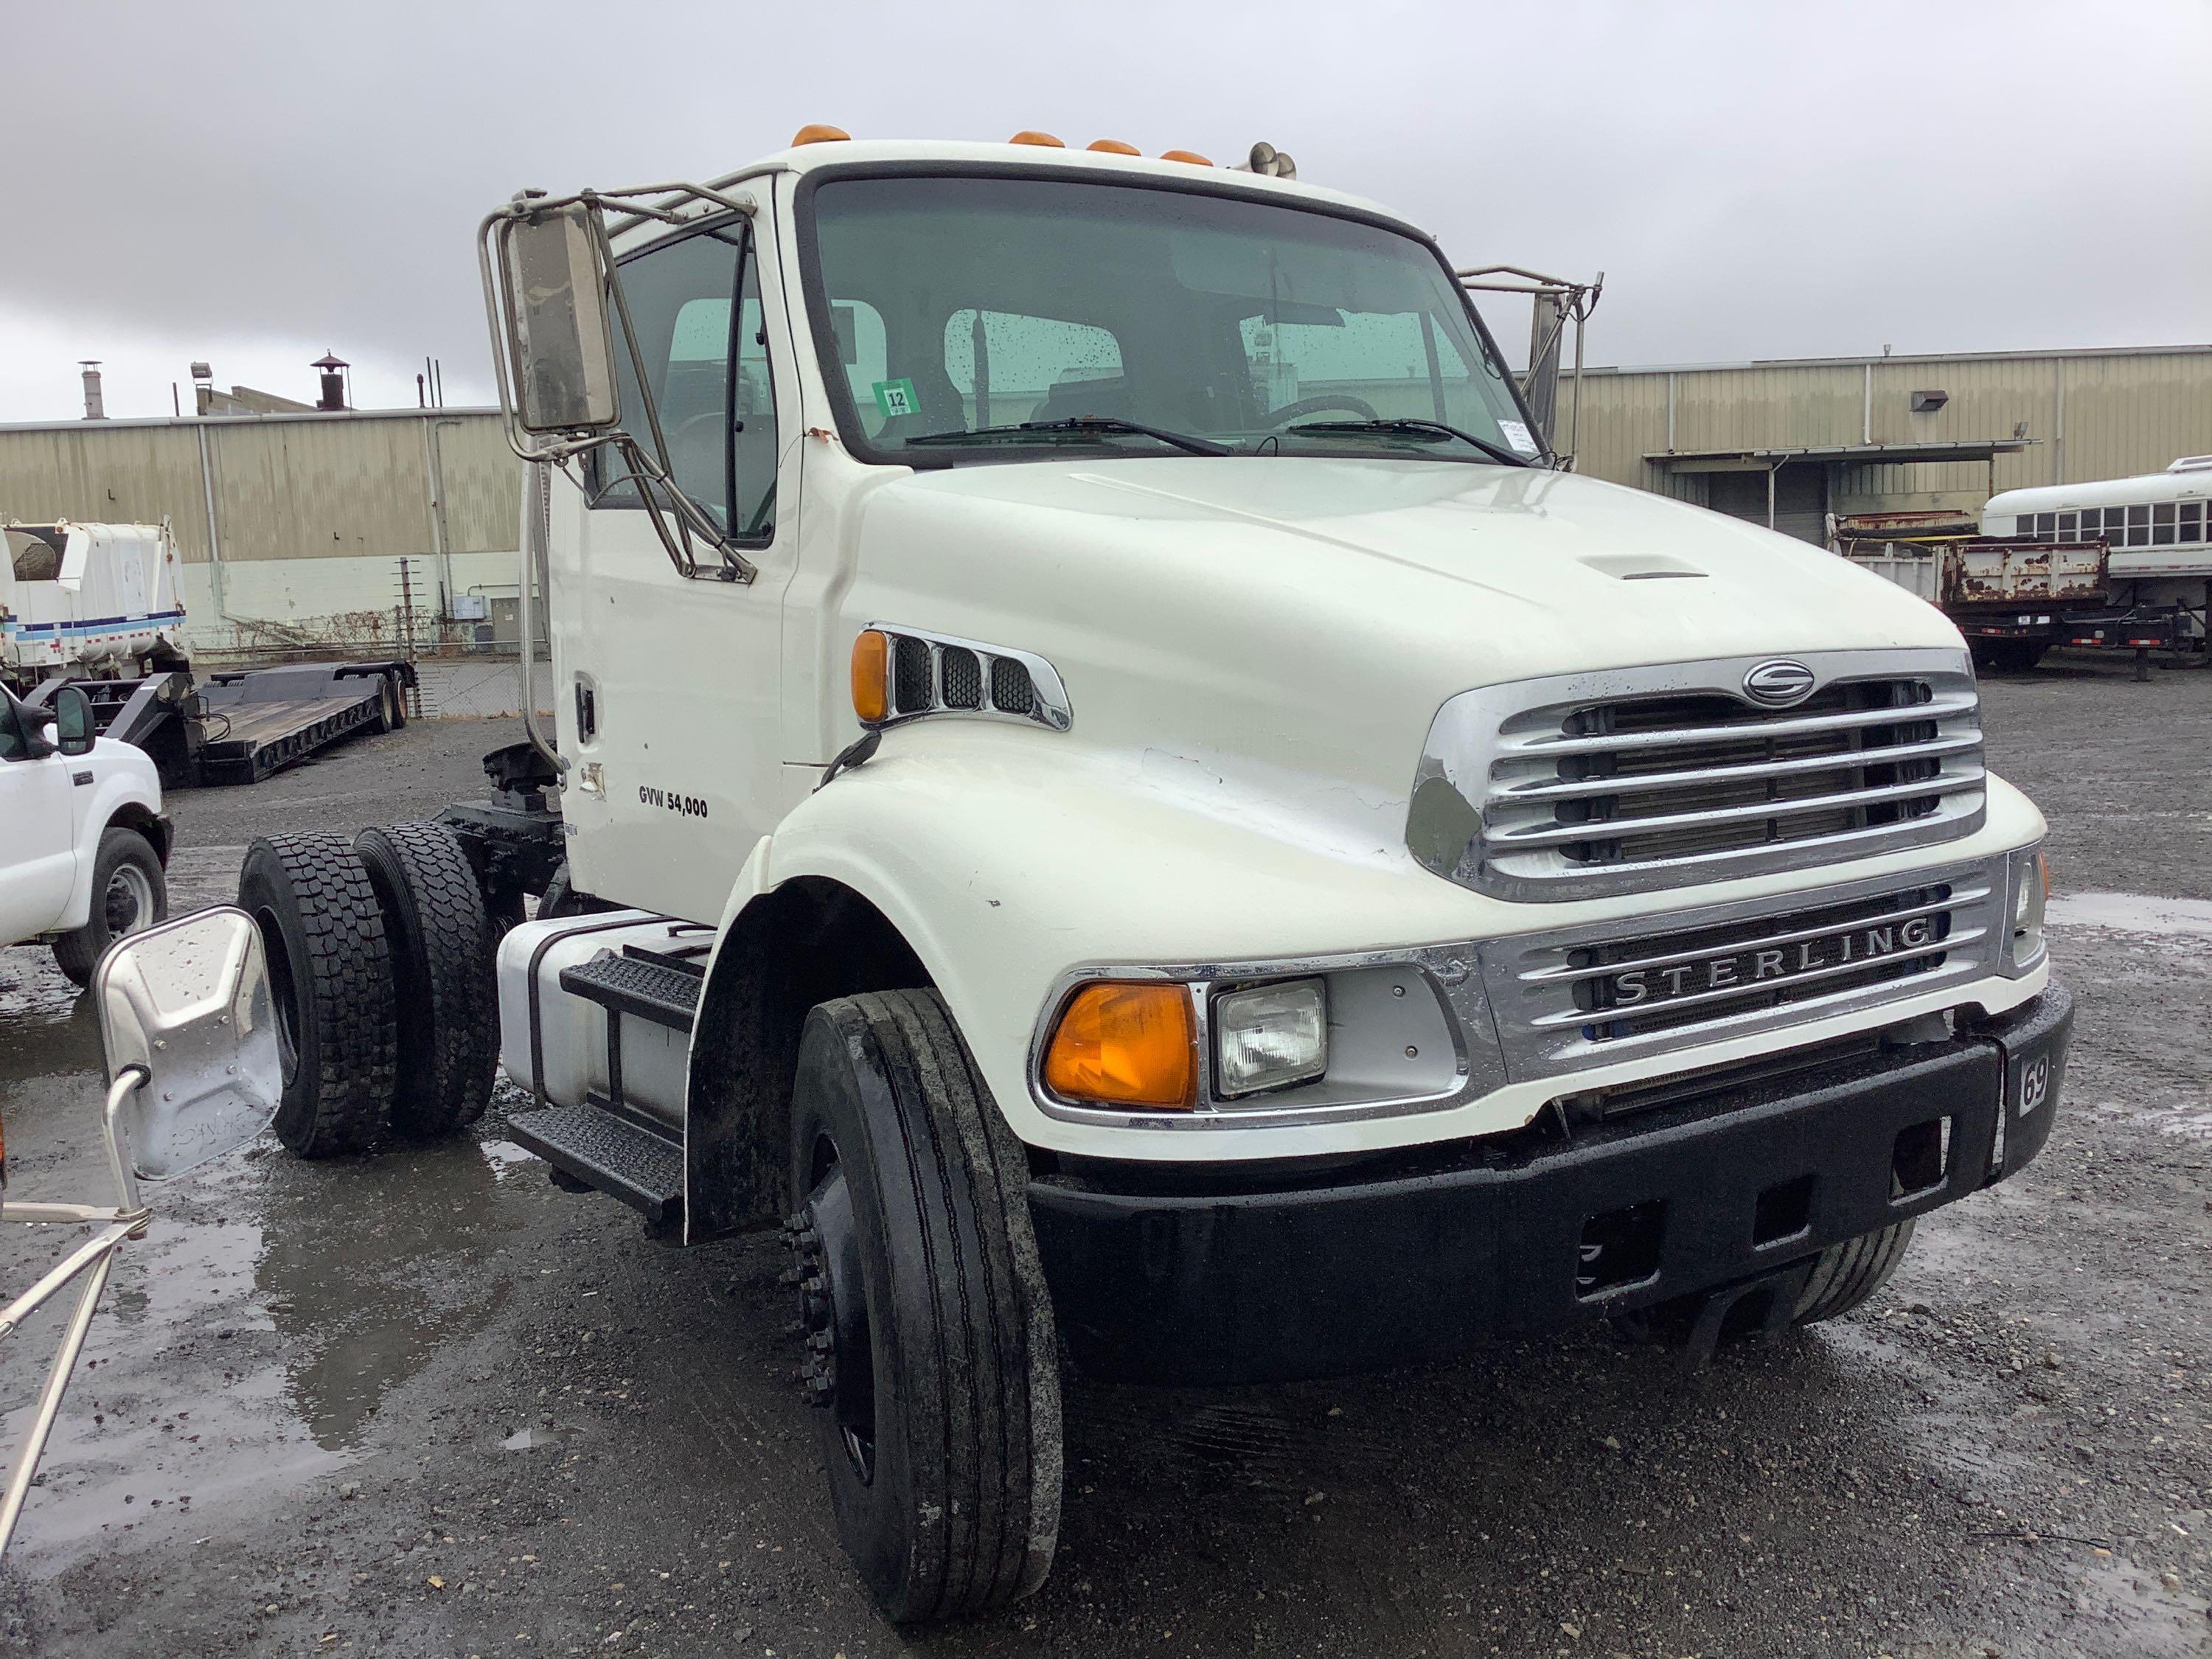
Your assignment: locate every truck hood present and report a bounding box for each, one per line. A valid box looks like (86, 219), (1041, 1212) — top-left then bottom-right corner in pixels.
(871, 455), (1953, 658)
(844, 456), (1967, 855)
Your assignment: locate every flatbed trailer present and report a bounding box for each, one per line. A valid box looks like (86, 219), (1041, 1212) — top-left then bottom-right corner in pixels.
(191, 662), (413, 785)
(21, 659), (414, 787)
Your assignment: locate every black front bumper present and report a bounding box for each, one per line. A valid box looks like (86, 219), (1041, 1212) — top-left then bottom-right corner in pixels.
(1029, 983), (2072, 1385)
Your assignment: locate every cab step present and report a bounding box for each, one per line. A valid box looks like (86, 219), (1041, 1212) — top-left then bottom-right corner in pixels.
(505, 1101), (684, 1224)
(557, 947), (703, 1032)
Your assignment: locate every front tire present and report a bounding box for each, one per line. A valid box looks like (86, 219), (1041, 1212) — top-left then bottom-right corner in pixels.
(1793, 1218), (1916, 1325)
(52, 827), (167, 987)
(239, 834), (397, 1158)
(785, 990), (1062, 1621)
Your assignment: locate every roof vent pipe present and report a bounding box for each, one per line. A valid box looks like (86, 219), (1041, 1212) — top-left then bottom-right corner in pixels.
(312, 350), (351, 412)
(80, 361), (105, 420)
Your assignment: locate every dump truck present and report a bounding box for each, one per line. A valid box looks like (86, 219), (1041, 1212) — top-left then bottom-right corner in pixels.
(1832, 510), (2109, 670)
(234, 130), (2072, 1620)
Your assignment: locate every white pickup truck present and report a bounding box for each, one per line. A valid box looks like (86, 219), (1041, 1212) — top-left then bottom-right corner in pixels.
(0, 682), (170, 984)
(232, 131), (2072, 1621)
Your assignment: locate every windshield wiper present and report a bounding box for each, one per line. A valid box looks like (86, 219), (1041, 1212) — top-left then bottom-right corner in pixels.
(1285, 417), (1530, 468)
(902, 416), (1231, 457)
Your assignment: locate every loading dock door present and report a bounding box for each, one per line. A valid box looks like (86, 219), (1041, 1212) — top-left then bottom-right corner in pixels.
(1707, 463), (1829, 545)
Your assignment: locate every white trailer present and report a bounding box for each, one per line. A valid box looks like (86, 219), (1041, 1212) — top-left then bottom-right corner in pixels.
(228, 130), (2073, 1621)
(1, 520), (189, 689)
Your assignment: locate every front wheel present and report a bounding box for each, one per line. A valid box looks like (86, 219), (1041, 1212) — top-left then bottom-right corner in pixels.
(785, 990), (1062, 1621)
(52, 828), (167, 987)
(1793, 1218), (1916, 1326)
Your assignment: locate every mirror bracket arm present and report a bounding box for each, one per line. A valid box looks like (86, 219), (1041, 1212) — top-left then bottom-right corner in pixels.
(479, 184), (762, 585)
(101, 1066), (149, 1214)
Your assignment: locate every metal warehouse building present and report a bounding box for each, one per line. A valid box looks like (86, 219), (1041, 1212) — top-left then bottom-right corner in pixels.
(4, 343), (2205, 655)
(1561, 343), (2212, 543)
(0, 408), (522, 655)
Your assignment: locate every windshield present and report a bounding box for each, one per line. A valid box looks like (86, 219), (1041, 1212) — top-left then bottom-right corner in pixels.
(801, 173), (1541, 465)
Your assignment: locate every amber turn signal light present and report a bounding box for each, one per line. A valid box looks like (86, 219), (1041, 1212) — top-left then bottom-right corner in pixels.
(851, 629), (888, 723)
(1043, 981), (1197, 1110)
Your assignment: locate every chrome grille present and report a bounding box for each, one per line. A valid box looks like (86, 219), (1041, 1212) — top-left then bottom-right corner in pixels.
(1409, 650), (1985, 901)
(1478, 862), (2006, 1077)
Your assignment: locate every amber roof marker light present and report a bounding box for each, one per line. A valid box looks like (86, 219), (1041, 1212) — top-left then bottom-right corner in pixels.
(792, 123), (851, 146)
(1159, 149), (1213, 167)
(1009, 131), (1066, 147)
(1087, 139), (1141, 156)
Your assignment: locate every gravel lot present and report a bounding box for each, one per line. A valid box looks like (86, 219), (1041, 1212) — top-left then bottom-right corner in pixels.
(1, 666), (2207, 1658)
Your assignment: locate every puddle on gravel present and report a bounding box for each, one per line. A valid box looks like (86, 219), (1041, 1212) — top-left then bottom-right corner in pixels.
(2046, 891), (2212, 939)
(0, 942), (532, 1575)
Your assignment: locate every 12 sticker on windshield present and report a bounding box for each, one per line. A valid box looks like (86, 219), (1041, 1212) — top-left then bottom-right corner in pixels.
(874, 378), (919, 418)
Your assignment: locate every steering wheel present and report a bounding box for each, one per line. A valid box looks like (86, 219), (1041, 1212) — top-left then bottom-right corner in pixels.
(1262, 394), (1380, 428)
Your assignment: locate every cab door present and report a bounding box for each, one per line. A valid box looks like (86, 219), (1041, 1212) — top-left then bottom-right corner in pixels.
(554, 190), (804, 925)
(0, 692), (76, 941)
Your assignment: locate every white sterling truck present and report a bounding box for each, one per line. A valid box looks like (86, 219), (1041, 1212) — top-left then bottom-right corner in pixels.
(235, 131), (2072, 1621)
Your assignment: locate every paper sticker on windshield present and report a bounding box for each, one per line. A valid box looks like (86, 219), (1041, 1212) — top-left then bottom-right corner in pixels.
(1498, 420), (1539, 455)
(872, 378), (919, 418)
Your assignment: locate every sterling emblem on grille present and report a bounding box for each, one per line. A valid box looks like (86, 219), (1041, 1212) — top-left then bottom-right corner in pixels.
(1606, 914), (1941, 1006)
(1741, 658), (1818, 707)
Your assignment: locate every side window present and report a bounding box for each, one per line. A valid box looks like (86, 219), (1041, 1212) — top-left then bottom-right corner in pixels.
(593, 223), (745, 526)
(732, 251), (776, 541)
(943, 310), (1124, 428)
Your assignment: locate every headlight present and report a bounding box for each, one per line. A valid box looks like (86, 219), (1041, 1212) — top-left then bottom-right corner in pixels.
(1213, 978), (1328, 1098)
(2009, 847), (2049, 970)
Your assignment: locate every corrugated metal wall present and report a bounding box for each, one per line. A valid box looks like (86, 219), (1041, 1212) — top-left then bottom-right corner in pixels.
(0, 409), (521, 566)
(0, 423), (212, 554)
(1561, 347), (2212, 513)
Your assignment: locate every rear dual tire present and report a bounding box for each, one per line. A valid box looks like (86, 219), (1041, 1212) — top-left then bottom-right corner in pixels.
(355, 823), (498, 1138)
(241, 835), (397, 1158)
(238, 823), (495, 1156)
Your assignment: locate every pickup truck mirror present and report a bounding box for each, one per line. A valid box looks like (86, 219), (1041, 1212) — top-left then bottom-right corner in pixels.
(53, 685), (94, 758)
(494, 201), (622, 436)
(96, 907), (283, 1181)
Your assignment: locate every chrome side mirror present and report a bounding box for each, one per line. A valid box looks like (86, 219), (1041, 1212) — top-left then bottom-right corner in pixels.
(96, 907), (282, 1181)
(493, 200), (621, 436)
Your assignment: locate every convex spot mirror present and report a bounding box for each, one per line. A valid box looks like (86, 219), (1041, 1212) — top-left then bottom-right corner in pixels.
(53, 684), (94, 757)
(97, 906), (282, 1181)
(497, 201), (621, 435)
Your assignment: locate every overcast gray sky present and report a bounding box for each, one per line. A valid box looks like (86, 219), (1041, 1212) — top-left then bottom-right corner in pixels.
(6, 0), (2206, 422)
